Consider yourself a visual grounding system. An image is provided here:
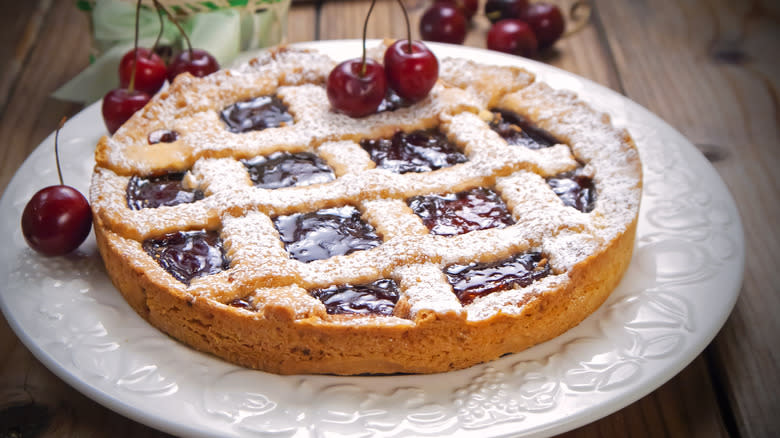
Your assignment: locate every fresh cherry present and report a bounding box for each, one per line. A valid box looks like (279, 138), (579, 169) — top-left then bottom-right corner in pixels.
(118, 47), (167, 95)
(152, 0), (220, 82)
(167, 49), (220, 82)
(327, 58), (387, 117)
(21, 118), (92, 256)
(487, 19), (538, 58)
(484, 0), (528, 23)
(22, 186), (92, 256)
(383, 40), (439, 102)
(436, 0), (478, 21)
(521, 2), (565, 49)
(419, 3), (467, 45)
(101, 88), (151, 134)
(102, 0), (152, 134)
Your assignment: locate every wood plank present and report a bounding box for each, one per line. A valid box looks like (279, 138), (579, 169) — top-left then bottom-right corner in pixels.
(0, 0), (53, 115)
(285, 3), (318, 43)
(0, 1), (91, 196)
(593, 0), (780, 437)
(319, 0), (410, 40)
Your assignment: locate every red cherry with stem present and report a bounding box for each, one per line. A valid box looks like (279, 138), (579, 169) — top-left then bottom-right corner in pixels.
(420, 3), (467, 45)
(153, 0), (219, 82)
(167, 49), (220, 82)
(521, 2), (565, 49)
(119, 47), (167, 95)
(484, 0), (528, 23)
(101, 88), (151, 134)
(487, 19), (538, 58)
(22, 187), (92, 256)
(21, 118), (92, 256)
(383, 1), (438, 103)
(327, 58), (387, 117)
(325, 0), (391, 117)
(436, 0), (478, 21)
(102, 0), (152, 135)
(384, 40), (439, 102)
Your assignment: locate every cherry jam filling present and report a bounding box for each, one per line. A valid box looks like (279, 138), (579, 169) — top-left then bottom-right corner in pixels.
(228, 297), (254, 310)
(242, 151), (335, 189)
(360, 128), (468, 174)
(408, 187), (515, 236)
(376, 88), (412, 113)
(126, 173), (204, 210)
(489, 109), (560, 149)
(274, 206), (382, 263)
(445, 252), (551, 304)
(142, 230), (230, 285)
(310, 279), (400, 316)
(221, 95), (293, 133)
(547, 170), (597, 213)
(147, 129), (179, 144)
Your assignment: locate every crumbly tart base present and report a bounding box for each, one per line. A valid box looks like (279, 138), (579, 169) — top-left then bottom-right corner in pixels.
(90, 44), (642, 375)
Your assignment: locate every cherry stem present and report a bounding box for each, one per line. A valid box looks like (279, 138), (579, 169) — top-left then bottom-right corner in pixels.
(151, 1), (165, 53)
(562, 0), (592, 39)
(129, 0), (142, 93)
(154, 0), (193, 57)
(360, 0), (378, 76)
(485, 11), (500, 21)
(54, 117), (67, 186)
(395, 0), (412, 53)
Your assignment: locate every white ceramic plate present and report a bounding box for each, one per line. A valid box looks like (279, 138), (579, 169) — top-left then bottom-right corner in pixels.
(0, 41), (744, 438)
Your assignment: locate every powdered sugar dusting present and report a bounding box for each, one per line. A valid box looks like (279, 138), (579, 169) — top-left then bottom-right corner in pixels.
(91, 46), (641, 326)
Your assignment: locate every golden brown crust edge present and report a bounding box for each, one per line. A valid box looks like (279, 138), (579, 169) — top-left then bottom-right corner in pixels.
(95, 213), (637, 375)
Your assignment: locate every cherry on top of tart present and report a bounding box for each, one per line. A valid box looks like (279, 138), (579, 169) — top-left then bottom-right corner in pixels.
(408, 187), (515, 236)
(221, 95), (293, 133)
(360, 128), (468, 174)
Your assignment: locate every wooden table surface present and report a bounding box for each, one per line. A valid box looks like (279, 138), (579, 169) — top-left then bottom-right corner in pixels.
(0, 0), (777, 437)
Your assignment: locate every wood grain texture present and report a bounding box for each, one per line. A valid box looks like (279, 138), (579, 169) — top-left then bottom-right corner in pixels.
(593, 0), (780, 436)
(320, 0), (412, 40)
(0, 0), (52, 115)
(0, 1), (90, 196)
(286, 3), (318, 43)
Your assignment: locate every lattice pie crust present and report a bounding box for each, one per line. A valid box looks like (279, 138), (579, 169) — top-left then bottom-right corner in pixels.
(90, 45), (642, 375)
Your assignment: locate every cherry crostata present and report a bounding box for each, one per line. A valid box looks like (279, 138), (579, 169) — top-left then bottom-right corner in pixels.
(90, 45), (642, 375)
